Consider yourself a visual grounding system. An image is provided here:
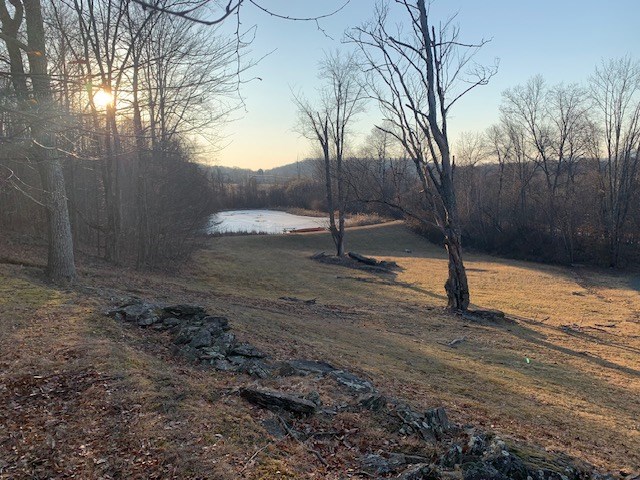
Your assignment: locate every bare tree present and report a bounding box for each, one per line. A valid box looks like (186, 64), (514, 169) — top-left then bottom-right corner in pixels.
(0, 0), (77, 283)
(589, 58), (640, 267)
(349, 1), (496, 310)
(501, 77), (591, 261)
(294, 50), (365, 256)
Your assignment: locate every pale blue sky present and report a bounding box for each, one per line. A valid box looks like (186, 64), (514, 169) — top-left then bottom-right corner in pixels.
(215, 0), (639, 169)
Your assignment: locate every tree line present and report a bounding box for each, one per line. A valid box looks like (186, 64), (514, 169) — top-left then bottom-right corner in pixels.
(0, 0), (243, 279)
(1, 0), (637, 312)
(289, 57), (640, 271)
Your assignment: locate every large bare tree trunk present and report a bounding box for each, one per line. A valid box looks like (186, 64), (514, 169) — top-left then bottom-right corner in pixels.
(23, 0), (76, 283)
(443, 224), (470, 310)
(323, 142), (343, 256)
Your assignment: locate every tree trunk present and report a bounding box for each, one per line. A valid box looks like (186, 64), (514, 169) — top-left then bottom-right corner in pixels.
(38, 151), (77, 283)
(323, 143), (342, 256)
(23, 0), (76, 283)
(443, 227), (470, 310)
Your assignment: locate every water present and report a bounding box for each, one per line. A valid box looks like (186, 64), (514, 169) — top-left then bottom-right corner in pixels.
(206, 209), (329, 235)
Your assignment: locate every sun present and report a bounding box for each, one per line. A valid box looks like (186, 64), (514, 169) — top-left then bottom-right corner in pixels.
(93, 88), (113, 108)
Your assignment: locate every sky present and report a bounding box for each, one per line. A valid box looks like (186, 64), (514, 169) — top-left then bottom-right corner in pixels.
(212, 0), (640, 169)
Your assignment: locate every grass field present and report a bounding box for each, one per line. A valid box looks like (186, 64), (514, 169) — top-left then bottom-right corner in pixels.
(1, 222), (638, 478)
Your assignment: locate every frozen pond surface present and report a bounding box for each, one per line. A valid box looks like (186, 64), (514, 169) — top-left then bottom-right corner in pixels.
(206, 209), (329, 235)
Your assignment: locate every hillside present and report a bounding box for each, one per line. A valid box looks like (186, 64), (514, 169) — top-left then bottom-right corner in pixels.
(203, 158), (317, 184)
(1, 223), (639, 478)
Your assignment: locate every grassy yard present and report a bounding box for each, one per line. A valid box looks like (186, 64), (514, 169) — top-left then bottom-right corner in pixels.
(1, 222), (638, 478)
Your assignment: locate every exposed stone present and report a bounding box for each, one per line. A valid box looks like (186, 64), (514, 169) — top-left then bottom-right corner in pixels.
(397, 463), (441, 479)
(227, 355), (249, 366)
(489, 451), (529, 480)
(189, 328), (212, 348)
(467, 432), (488, 456)
(212, 332), (236, 355)
(153, 317), (181, 331)
(361, 454), (393, 475)
(201, 315), (230, 331)
(358, 393), (387, 411)
(163, 304), (206, 318)
(240, 387), (317, 415)
(424, 407), (454, 439)
(441, 444), (462, 468)
(305, 390), (322, 407)
(330, 370), (375, 393)
(213, 359), (238, 372)
(286, 359), (336, 375)
(173, 326), (199, 345)
(198, 347), (226, 361)
(230, 343), (266, 358)
(395, 404), (437, 442)
(121, 302), (157, 321)
(462, 462), (510, 480)
(462, 308), (508, 323)
(177, 345), (200, 362)
(239, 360), (272, 379)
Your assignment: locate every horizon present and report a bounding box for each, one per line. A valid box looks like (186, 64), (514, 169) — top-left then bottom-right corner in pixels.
(211, 0), (639, 170)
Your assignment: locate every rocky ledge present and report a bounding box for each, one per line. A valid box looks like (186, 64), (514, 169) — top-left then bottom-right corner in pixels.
(105, 299), (622, 480)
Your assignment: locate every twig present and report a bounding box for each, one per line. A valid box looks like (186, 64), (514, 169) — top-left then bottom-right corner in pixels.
(240, 441), (275, 472)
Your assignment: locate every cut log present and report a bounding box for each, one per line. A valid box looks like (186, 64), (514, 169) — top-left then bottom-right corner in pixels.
(240, 387), (317, 414)
(348, 251), (379, 266)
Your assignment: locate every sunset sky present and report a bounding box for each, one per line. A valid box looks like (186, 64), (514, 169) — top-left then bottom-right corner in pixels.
(214, 0), (639, 169)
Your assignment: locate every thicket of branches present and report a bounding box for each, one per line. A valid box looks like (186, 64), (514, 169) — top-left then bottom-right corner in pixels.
(0, 0), (243, 268)
(345, 60), (640, 268)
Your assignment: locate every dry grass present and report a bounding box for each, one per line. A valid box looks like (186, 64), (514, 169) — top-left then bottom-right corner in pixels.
(1, 222), (638, 478)
(188, 222), (640, 472)
(283, 208), (391, 227)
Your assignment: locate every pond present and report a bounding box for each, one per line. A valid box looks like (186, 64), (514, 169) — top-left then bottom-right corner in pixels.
(206, 209), (329, 235)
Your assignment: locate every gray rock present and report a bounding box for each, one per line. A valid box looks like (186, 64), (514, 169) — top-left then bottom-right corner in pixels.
(122, 302), (156, 321)
(173, 326), (199, 345)
(163, 304), (206, 318)
(358, 393), (387, 411)
(189, 328), (212, 348)
(202, 315), (230, 332)
(240, 387), (317, 415)
(213, 359), (238, 372)
(286, 359), (337, 375)
(227, 355), (249, 366)
(462, 462), (509, 480)
(239, 360), (272, 379)
(212, 332), (236, 355)
(137, 314), (160, 326)
(395, 404), (437, 442)
(467, 432), (488, 456)
(489, 451), (529, 480)
(198, 347), (226, 361)
(361, 454), (393, 475)
(153, 317), (180, 331)
(305, 391), (322, 407)
(177, 345), (200, 362)
(388, 453), (408, 471)
(424, 407), (453, 439)
(330, 370), (375, 393)
(111, 301), (162, 326)
(441, 444), (462, 468)
(397, 463), (441, 479)
(230, 343), (266, 358)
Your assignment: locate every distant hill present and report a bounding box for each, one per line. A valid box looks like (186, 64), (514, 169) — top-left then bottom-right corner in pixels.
(201, 158), (318, 184)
